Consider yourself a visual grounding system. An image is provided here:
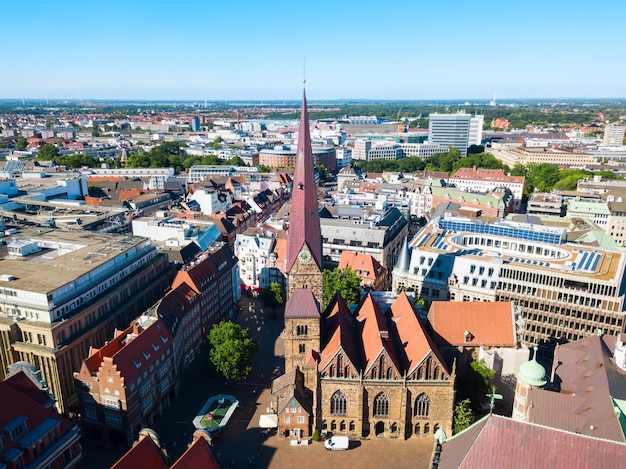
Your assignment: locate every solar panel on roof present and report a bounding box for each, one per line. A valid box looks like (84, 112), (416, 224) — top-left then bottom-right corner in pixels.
(590, 255), (600, 271)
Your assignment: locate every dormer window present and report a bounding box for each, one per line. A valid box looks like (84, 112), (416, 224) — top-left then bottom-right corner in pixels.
(464, 330), (473, 343)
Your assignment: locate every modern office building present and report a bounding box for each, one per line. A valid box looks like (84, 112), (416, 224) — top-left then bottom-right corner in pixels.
(393, 214), (626, 352)
(0, 229), (172, 413)
(468, 115), (484, 147)
(428, 113), (472, 157)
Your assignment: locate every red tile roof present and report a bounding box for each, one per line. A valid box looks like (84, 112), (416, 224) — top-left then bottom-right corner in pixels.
(284, 288), (320, 319)
(0, 379), (73, 462)
(428, 301), (517, 347)
(438, 414), (626, 469)
(319, 295), (360, 372)
(526, 334), (626, 442)
(357, 294), (402, 375)
(170, 437), (218, 469)
(83, 318), (172, 384)
(111, 435), (168, 469)
(390, 293), (450, 375)
(338, 252), (385, 288)
(4, 370), (53, 407)
(450, 167), (524, 184)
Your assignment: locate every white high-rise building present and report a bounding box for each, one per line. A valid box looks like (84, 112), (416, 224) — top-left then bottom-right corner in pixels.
(603, 123), (626, 147)
(428, 113), (472, 157)
(353, 139), (372, 160)
(469, 115), (484, 147)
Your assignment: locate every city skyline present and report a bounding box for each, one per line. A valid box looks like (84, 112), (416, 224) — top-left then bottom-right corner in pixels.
(4, 0), (626, 101)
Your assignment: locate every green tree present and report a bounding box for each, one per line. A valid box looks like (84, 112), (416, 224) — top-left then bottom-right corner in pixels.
(456, 359), (496, 408)
(36, 143), (60, 160)
(453, 398), (474, 434)
(526, 163), (561, 193)
(467, 144), (485, 155)
(208, 321), (259, 381)
(16, 137), (27, 150)
(315, 164), (330, 185)
(261, 281), (285, 309)
(323, 267), (361, 310)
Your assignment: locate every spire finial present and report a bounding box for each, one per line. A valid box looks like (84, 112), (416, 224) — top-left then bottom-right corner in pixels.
(303, 57), (306, 85)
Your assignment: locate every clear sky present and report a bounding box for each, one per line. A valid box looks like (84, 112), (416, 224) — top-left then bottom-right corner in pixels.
(3, 0), (625, 101)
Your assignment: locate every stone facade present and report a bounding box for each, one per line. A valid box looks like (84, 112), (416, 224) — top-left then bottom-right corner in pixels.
(286, 249), (323, 308)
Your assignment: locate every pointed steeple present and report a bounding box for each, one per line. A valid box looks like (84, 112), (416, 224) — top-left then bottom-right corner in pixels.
(286, 89), (323, 272)
(394, 236), (411, 274)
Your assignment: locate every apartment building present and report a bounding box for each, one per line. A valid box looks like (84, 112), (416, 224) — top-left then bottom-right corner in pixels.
(75, 316), (176, 445)
(449, 167), (524, 211)
(0, 373), (82, 469)
(0, 229), (172, 413)
(234, 232), (286, 292)
(393, 214), (626, 351)
(603, 123), (626, 147)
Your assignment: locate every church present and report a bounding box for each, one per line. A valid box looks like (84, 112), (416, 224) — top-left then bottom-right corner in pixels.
(270, 89), (455, 440)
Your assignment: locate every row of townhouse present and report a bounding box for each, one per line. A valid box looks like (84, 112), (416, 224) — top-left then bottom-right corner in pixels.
(74, 243), (240, 446)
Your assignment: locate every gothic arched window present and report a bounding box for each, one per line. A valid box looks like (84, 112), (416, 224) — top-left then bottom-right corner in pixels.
(373, 392), (389, 417)
(414, 393), (430, 418)
(330, 390), (347, 415)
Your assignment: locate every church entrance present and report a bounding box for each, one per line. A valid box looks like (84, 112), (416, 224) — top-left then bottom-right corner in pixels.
(375, 421), (385, 436)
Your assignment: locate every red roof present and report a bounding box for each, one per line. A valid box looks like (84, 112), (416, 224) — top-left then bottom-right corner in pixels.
(338, 252), (385, 288)
(4, 370), (53, 407)
(450, 167), (524, 184)
(83, 318), (172, 384)
(0, 379), (73, 461)
(286, 89), (323, 272)
(170, 436), (218, 469)
(428, 301), (517, 347)
(319, 295), (360, 372)
(390, 292), (450, 375)
(284, 288), (320, 319)
(111, 436), (168, 469)
(438, 414), (626, 469)
(357, 293), (402, 376)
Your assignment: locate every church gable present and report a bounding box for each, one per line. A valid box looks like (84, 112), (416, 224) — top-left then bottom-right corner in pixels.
(320, 349), (358, 379)
(407, 352), (450, 381)
(363, 348), (402, 380)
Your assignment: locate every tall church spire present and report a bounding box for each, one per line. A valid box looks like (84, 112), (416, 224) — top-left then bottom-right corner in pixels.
(286, 88), (323, 273)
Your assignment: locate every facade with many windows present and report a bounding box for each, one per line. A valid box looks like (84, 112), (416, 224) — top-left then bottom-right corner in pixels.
(0, 229), (172, 413)
(75, 316), (176, 446)
(393, 214), (626, 351)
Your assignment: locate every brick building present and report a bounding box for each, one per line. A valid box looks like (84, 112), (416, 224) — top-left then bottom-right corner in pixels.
(271, 91), (455, 441)
(0, 230), (172, 414)
(0, 372), (82, 469)
(75, 316), (176, 446)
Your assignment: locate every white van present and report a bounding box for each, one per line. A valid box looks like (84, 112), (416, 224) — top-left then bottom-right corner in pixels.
(324, 435), (350, 450)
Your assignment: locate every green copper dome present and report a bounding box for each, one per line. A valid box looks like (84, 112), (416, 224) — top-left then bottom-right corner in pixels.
(518, 347), (547, 387)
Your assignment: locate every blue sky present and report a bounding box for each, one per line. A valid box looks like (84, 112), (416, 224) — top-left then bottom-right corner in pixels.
(3, 0), (625, 100)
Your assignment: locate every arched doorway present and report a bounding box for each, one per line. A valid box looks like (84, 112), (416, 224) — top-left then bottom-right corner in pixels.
(375, 421), (385, 436)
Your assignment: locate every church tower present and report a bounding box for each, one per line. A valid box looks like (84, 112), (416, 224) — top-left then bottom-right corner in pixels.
(512, 347), (547, 421)
(284, 88), (324, 375)
(285, 88), (323, 305)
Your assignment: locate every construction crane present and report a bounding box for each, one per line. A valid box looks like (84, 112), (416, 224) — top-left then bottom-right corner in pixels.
(396, 107), (406, 133)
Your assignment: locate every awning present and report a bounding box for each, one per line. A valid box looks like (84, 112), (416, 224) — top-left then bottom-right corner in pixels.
(259, 414), (278, 428)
